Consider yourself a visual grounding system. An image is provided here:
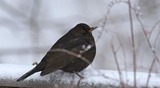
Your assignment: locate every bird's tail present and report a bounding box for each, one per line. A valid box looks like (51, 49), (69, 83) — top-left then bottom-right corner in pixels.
(17, 68), (37, 82)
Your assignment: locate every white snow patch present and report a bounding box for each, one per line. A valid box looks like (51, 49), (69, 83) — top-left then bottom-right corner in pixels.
(0, 64), (159, 87)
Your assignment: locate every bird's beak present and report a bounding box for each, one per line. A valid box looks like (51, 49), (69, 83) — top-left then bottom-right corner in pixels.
(89, 27), (98, 33)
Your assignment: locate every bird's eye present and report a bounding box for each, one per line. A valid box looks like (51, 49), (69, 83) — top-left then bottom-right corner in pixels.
(81, 30), (86, 34)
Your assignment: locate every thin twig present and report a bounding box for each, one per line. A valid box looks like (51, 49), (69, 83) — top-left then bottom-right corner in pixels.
(96, 0), (128, 43)
(146, 21), (160, 87)
(146, 58), (156, 87)
(111, 37), (124, 88)
(148, 20), (160, 39)
(128, 0), (136, 87)
(134, 3), (160, 64)
(133, 3), (160, 88)
(153, 30), (160, 48)
(116, 35), (128, 85)
(49, 49), (91, 64)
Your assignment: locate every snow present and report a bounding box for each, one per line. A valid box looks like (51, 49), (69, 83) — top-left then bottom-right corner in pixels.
(0, 64), (159, 87)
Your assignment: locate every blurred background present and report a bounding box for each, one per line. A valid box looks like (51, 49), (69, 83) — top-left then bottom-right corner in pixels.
(0, 0), (160, 73)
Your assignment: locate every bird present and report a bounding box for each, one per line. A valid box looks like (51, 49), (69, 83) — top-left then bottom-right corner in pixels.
(17, 23), (97, 81)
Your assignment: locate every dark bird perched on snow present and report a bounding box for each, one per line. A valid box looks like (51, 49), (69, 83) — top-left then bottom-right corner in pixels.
(17, 23), (97, 81)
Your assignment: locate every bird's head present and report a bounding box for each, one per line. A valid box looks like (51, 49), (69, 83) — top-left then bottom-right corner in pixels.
(73, 23), (97, 36)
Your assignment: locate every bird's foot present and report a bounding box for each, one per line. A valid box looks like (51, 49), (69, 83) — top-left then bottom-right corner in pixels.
(74, 72), (85, 86)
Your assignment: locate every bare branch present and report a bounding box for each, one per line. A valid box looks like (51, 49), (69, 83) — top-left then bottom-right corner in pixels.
(111, 37), (124, 88)
(49, 49), (91, 65)
(128, 0), (137, 87)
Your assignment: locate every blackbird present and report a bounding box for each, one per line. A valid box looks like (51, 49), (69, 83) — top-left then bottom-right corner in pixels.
(17, 23), (97, 81)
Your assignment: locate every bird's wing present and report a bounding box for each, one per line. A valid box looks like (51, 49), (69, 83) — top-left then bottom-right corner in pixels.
(40, 51), (72, 76)
(40, 37), (91, 76)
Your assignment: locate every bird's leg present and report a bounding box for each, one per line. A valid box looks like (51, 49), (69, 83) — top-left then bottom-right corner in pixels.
(74, 72), (84, 86)
(74, 72), (84, 79)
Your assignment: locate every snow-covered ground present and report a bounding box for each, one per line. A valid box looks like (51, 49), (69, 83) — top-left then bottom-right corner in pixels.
(0, 64), (159, 87)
